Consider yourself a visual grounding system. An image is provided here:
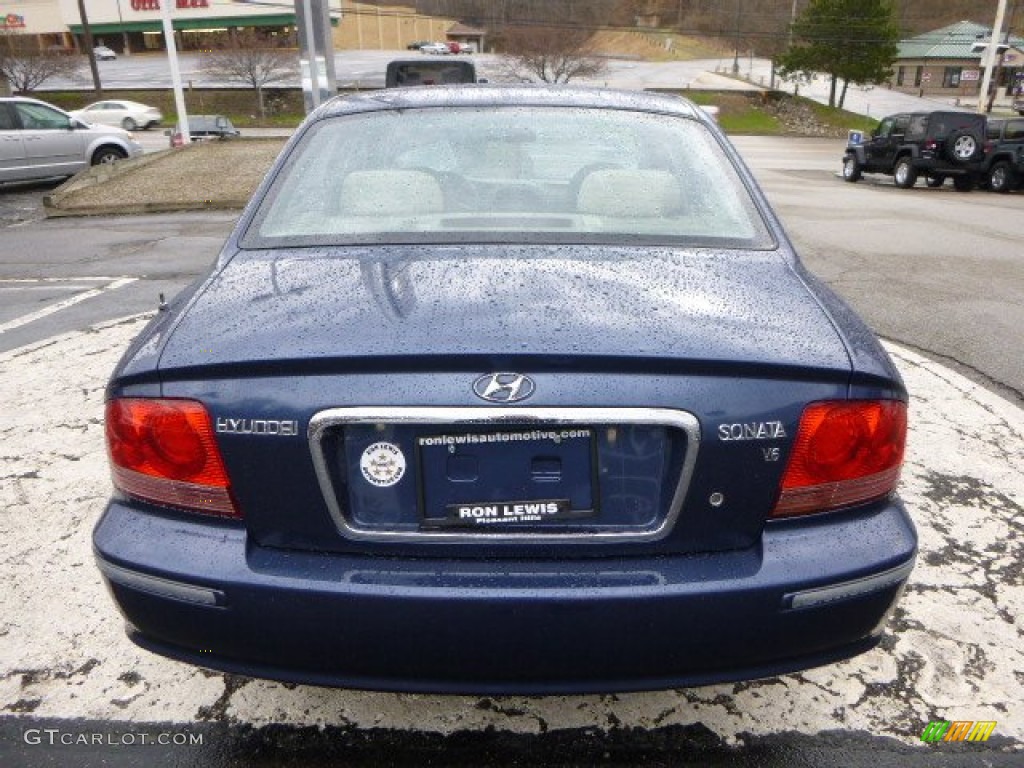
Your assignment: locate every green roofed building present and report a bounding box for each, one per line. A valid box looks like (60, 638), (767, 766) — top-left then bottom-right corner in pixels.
(891, 20), (1024, 102)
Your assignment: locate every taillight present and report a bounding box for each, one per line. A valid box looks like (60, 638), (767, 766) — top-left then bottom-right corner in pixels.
(772, 400), (906, 518)
(105, 398), (240, 518)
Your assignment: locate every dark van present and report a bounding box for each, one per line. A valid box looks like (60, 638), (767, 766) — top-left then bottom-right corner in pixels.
(385, 59), (478, 88)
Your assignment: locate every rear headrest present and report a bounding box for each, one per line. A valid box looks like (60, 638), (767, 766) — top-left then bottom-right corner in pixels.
(339, 170), (444, 215)
(576, 169), (683, 217)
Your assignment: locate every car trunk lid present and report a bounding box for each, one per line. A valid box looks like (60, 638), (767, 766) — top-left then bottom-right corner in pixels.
(152, 245), (859, 557)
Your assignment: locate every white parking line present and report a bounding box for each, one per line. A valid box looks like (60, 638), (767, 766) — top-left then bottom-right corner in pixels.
(0, 277), (129, 283)
(0, 277), (136, 335)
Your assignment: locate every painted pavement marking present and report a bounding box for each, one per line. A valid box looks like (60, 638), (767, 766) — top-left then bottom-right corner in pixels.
(0, 278), (137, 335)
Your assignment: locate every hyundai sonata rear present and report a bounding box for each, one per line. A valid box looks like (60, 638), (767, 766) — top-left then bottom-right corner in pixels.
(94, 87), (915, 694)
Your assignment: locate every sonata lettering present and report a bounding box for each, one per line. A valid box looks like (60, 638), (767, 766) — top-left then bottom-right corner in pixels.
(718, 420), (787, 442)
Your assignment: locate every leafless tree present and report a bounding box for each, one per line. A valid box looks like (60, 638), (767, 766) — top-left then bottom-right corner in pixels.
(201, 31), (298, 118)
(496, 25), (608, 84)
(0, 33), (81, 93)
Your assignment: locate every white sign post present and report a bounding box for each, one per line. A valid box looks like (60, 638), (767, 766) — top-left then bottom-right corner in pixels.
(159, 0), (190, 144)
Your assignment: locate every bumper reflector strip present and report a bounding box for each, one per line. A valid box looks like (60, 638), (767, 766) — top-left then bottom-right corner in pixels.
(784, 560), (915, 610)
(98, 558), (225, 607)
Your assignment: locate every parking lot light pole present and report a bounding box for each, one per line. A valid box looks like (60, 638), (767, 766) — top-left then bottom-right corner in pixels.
(160, 0), (190, 144)
(299, 0), (321, 112)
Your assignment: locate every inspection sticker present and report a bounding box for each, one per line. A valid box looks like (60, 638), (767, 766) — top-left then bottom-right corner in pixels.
(360, 442), (406, 487)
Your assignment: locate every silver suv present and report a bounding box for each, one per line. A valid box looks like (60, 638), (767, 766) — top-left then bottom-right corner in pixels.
(0, 96), (143, 184)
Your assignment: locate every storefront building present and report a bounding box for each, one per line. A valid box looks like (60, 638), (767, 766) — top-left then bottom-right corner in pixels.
(2, 0), (70, 50)
(3, 1), (472, 55)
(892, 20), (1024, 101)
(62, 0), (299, 53)
(2, 0), (298, 53)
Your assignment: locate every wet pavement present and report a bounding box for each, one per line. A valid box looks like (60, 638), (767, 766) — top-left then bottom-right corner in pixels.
(0, 179), (63, 229)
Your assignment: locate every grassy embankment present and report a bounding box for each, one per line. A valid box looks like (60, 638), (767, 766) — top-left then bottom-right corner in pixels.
(40, 87), (876, 137)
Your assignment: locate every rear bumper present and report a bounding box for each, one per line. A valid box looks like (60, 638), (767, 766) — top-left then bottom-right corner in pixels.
(913, 157), (982, 175)
(94, 499), (916, 694)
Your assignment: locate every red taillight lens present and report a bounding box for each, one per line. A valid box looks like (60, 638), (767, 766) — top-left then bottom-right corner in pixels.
(772, 400), (907, 518)
(105, 398), (240, 518)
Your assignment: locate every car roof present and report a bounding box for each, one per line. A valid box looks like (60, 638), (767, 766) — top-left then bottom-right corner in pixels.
(886, 110), (982, 118)
(313, 85), (705, 122)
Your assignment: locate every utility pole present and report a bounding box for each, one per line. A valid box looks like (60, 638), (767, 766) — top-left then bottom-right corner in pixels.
(75, 0), (102, 98)
(978, 0), (1009, 114)
(987, 2), (1018, 111)
(732, 0), (741, 75)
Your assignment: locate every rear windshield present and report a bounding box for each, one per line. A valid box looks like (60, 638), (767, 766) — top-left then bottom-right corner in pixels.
(241, 106), (774, 249)
(926, 113), (984, 138)
(387, 61), (476, 87)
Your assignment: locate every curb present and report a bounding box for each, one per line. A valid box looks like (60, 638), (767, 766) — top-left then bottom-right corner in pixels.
(42, 138), (287, 218)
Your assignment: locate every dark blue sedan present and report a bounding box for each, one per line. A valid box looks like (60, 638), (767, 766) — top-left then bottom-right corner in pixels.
(95, 86), (916, 694)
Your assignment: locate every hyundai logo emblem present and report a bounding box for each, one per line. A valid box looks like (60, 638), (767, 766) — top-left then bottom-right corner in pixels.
(472, 373), (536, 403)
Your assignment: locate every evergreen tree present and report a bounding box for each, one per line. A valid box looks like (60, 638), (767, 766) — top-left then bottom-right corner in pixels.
(777, 0), (899, 108)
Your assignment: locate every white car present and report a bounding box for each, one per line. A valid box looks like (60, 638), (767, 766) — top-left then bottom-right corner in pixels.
(418, 42), (450, 55)
(70, 99), (162, 131)
(94, 46), (117, 61)
(0, 97), (143, 184)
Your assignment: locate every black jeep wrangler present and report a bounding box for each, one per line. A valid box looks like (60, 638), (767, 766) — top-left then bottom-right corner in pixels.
(842, 111), (987, 191)
(981, 117), (1024, 193)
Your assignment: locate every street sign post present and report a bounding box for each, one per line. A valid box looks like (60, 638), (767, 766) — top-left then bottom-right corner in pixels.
(296, 0), (337, 114)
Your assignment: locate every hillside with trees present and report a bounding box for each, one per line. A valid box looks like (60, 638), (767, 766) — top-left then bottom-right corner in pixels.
(365, 1), (1021, 57)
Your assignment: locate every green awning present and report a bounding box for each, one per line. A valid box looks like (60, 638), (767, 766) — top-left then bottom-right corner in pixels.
(70, 14), (296, 35)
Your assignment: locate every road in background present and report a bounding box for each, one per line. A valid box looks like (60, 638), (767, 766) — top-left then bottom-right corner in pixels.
(39, 50), (1001, 119)
(732, 136), (1024, 406)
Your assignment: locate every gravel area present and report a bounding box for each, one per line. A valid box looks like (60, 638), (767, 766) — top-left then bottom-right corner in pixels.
(44, 139), (287, 217)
